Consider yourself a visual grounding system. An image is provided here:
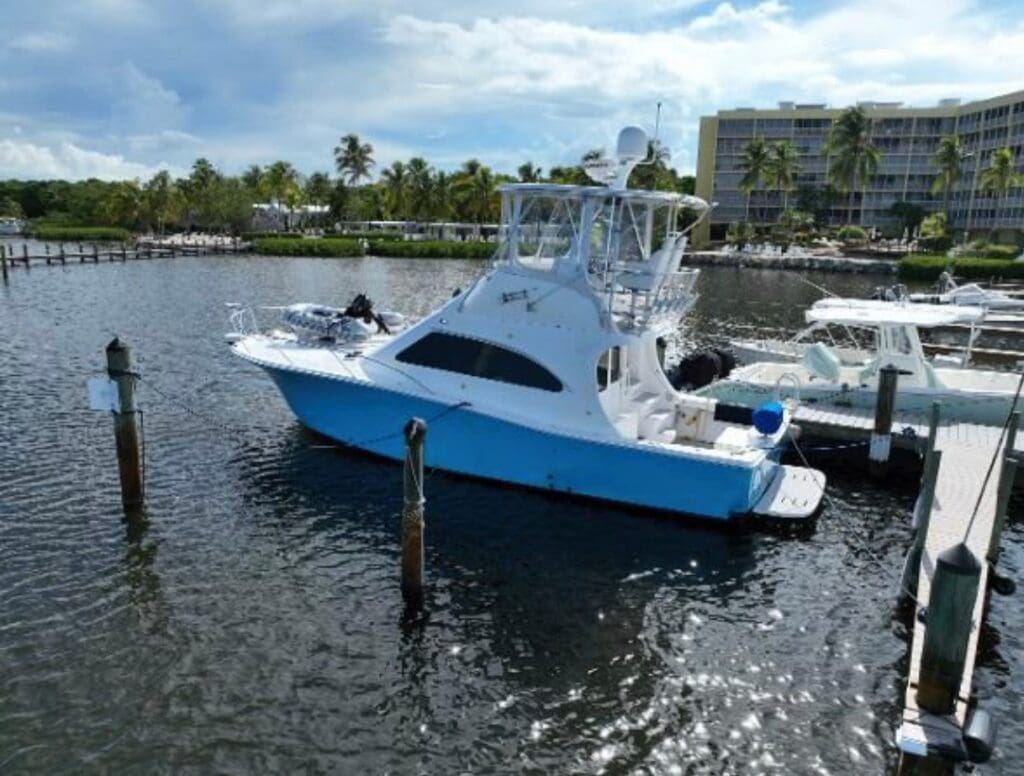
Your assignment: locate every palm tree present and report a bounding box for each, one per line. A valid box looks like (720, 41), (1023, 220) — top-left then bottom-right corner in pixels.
(737, 137), (771, 224)
(264, 160), (301, 204)
(931, 135), (968, 220)
(517, 162), (542, 182)
(241, 164), (266, 200)
(406, 158), (434, 221)
(304, 172), (333, 205)
(452, 160), (498, 223)
(979, 147), (1023, 230)
(334, 134), (375, 185)
(823, 106), (881, 224)
(764, 140), (801, 213)
(380, 161), (409, 220)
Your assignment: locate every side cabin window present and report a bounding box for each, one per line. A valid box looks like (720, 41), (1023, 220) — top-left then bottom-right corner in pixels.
(596, 347), (622, 392)
(396, 332), (563, 392)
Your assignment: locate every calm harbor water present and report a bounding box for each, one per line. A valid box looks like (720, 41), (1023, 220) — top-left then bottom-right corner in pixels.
(1, 251), (1022, 774)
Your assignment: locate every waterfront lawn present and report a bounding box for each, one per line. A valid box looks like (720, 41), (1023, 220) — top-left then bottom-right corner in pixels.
(899, 253), (1024, 281)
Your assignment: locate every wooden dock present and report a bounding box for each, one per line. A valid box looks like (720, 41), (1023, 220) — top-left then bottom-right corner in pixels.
(0, 239), (251, 272)
(792, 402), (1019, 770)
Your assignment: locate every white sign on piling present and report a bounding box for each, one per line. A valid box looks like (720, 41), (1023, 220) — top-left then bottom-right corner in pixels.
(87, 377), (120, 411)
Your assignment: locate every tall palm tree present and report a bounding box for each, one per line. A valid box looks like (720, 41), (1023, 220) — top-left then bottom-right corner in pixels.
(406, 157), (434, 221)
(304, 172), (333, 205)
(979, 147), (1023, 230)
(764, 140), (801, 213)
(931, 135), (967, 220)
(823, 106), (881, 224)
(737, 137), (771, 224)
(142, 170), (182, 235)
(517, 162), (542, 182)
(334, 134), (375, 185)
(452, 160), (498, 223)
(380, 161), (409, 220)
(241, 164), (266, 200)
(264, 160), (301, 203)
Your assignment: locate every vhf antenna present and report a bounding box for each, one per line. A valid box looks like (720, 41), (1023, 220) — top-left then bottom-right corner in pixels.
(638, 101), (663, 166)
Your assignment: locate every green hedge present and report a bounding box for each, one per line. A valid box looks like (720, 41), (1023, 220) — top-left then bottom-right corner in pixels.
(329, 230), (405, 240)
(961, 243), (1020, 260)
(366, 239), (495, 259)
(899, 254), (1024, 281)
(252, 237), (364, 257)
(837, 226), (867, 240)
(29, 226), (131, 242)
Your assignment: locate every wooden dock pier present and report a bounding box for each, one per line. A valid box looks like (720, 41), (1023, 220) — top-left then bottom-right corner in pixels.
(791, 402), (1021, 771)
(0, 238), (251, 270)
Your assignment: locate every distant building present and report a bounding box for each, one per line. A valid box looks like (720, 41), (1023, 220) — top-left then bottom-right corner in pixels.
(693, 89), (1024, 245)
(252, 200), (330, 231)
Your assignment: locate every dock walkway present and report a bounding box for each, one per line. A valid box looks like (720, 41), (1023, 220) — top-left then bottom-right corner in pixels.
(791, 402), (1018, 768)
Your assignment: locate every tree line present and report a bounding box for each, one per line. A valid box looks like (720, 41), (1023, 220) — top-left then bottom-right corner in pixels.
(0, 133), (695, 234)
(732, 105), (1023, 240)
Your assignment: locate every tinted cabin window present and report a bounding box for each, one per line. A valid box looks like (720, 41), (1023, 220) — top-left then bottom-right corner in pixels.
(396, 332), (562, 392)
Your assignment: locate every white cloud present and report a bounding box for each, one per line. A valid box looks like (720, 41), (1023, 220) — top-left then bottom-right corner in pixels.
(0, 138), (178, 180)
(8, 32), (72, 52)
(110, 62), (187, 131)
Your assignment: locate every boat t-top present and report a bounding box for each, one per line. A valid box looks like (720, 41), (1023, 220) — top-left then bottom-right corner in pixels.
(229, 127), (825, 521)
(700, 298), (1021, 426)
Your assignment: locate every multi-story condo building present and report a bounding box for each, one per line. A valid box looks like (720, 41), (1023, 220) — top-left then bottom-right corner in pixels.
(693, 88), (1024, 245)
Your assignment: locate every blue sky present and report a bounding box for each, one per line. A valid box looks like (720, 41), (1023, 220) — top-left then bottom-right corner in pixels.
(0, 0), (1021, 181)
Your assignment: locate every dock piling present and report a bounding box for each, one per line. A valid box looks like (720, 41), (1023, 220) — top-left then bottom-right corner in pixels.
(916, 542), (982, 714)
(401, 418), (427, 610)
(1, 244), (7, 283)
(105, 338), (144, 511)
(869, 365), (899, 476)
(22, 243), (29, 269)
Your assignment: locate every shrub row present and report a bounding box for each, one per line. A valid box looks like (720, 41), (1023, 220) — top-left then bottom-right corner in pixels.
(960, 243), (1021, 260)
(899, 254), (1024, 281)
(252, 237), (364, 257)
(366, 239), (495, 259)
(29, 226), (131, 242)
(836, 225), (867, 241)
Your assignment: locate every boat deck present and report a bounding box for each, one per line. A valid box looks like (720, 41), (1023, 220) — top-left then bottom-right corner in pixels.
(790, 403), (1019, 763)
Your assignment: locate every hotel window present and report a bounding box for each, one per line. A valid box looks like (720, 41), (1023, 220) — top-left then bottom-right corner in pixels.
(397, 332), (563, 392)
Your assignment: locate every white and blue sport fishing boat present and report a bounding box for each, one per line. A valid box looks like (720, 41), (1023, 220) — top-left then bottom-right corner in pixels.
(229, 128), (824, 521)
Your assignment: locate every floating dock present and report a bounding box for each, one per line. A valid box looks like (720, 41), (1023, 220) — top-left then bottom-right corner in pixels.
(792, 402), (1019, 771)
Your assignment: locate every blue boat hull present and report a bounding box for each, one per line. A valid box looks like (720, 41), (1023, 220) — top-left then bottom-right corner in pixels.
(261, 366), (777, 520)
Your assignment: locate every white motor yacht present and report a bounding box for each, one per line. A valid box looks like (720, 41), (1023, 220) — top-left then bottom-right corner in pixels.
(228, 127), (825, 521)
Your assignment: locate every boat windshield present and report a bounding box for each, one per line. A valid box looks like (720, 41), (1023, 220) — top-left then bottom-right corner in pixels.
(501, 187), (679, 275)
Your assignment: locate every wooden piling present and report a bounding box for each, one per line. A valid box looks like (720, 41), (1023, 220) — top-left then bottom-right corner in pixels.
(105, 338), (144, 510)
(92, 243), (99, 263)
(1, 244), (7, 283)
(59, 243), (66, 265)
(22, 242), (29, 269)
(869, 364), (899, 476)
(987, 456), (1017, 565)
(401, 418), (426, 609)
(916, 543), (982, 714)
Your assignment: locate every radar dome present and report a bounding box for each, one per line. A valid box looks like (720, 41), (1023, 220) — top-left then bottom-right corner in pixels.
(616, 126), (648, 162)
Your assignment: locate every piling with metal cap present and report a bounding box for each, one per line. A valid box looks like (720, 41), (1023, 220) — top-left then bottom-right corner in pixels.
(916, 542), (982, 714)
(869, 364), (899, 476)
(401, 418), (427, 609)
(105, 338), (144, 511)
